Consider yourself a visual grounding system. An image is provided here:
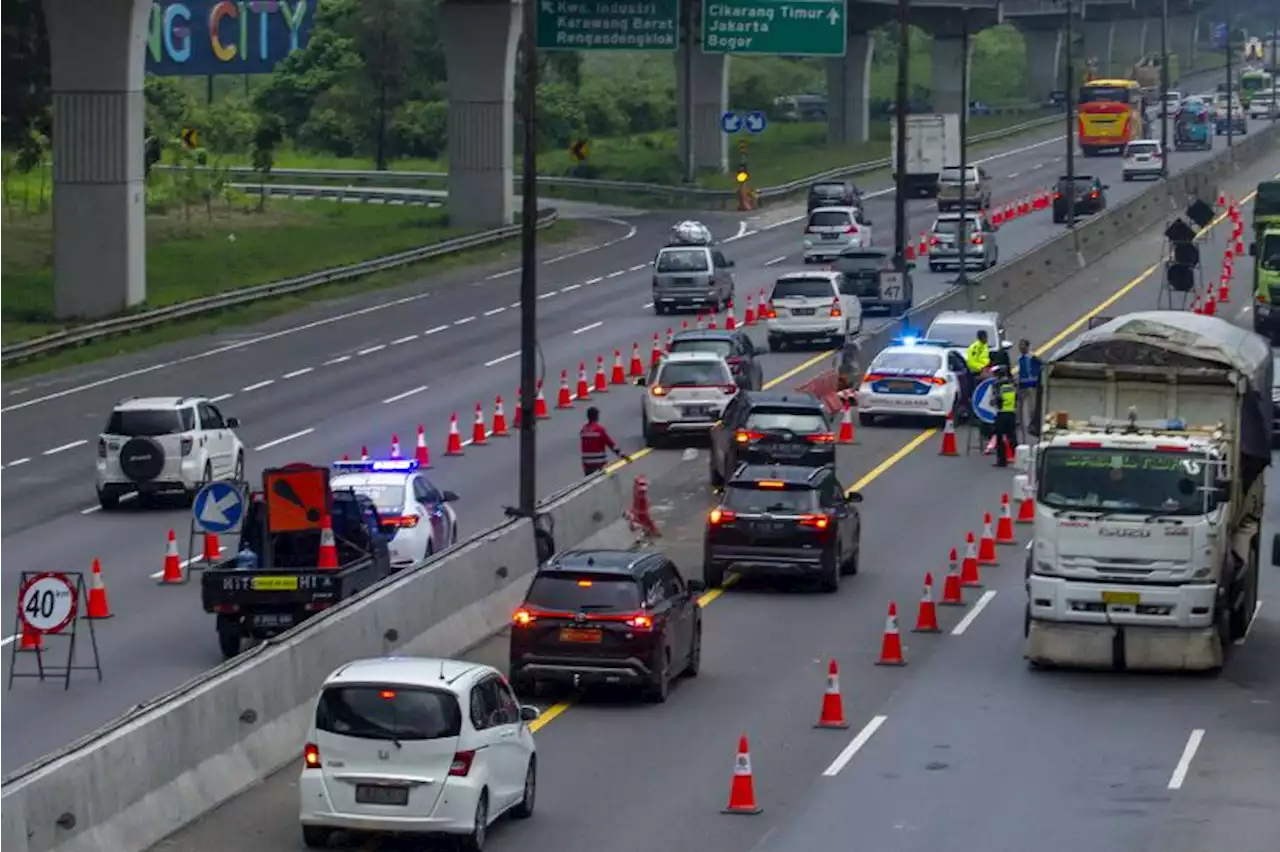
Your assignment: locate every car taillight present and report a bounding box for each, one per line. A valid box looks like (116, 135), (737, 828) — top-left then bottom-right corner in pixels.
(304, 743), (321, 769)
(450, 750), (476, 777)
(624, 614), (654, 630)
(798, 514), (831, 530)
(862, 373), (885, 383)
(180, 436), (194, 456)
(1089, 191), (1099, 199)
(762, 302), (777, 319)
(722, 384), (739, 394)
(725, 356), (742, 367)
(1053, 191), (1062, 200)
(843, 225), (858, 235)
(97, 438), (106, 459)
(922, 376), (948, 385)
(829, 299), (842, 318)
(971, 234), (984, 245)
(513, 608), (536, 627)
(806, 433), (836, 444)
(1152, 151), (1162, 158)
(735, 430), (765, 443)
(383, 516), (419, 528)
(650, 385), (667, 397)
(708, 508), (737, 525)
(929, 236), (940, 247)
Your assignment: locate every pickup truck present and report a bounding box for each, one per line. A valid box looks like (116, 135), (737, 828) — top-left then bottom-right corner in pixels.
(201, 488), (394, 658)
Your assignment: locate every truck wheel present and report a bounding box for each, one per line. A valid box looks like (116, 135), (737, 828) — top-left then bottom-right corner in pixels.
(218, 628), (241, 660)
(302, 826), (333, 849)
(1230, 542), (1260, 640)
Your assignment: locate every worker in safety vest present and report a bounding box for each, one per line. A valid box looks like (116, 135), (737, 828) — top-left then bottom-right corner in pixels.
(580, 407), (628, 475)
(992, 365), (1019, 468)
(960, 330), (992, 414)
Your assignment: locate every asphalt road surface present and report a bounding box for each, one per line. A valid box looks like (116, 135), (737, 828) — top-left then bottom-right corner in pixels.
(0, 68), (1255, 774)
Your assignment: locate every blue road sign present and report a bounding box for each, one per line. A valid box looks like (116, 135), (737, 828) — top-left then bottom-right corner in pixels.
(745, 111), (768, 134)
(971, 378), (998, 425)
(192, 481), (246, 534)
(1211, 23), (1227, 49)
(720, 111), (744, 134)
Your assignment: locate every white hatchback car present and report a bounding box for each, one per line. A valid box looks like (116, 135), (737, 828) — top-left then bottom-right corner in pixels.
(1121, 139), (1165, 180)
(764, 271), (863, 350)
(331, 459), (460, 569)
(637, 351), (738, 446)
(802, 206), (873, 262)
(300, 657), (540, 851)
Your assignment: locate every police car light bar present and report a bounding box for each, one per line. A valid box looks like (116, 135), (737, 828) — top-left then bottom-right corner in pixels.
(892, 336), (953, 348)
(332, 459), (420, 472)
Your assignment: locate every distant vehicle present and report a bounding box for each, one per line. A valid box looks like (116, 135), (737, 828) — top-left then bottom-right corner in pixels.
(924, 309), (1006, 352)
(891, 113), (961, 196)
(927, 211), (999, 271)
(650, 243), (735, 315)
(855, 338), (965, 426)
(1052, 175), (1108, 222)
(1077, 78), (1143, 155)
(802, 206), (873, 262)
(935, 164), (993, 212)
(774, 94), (827, 123)
(1130, 53), (1179, 92)
(763, 271), (864, 350)
(1247, 91), (1278, 120)
(708, 391), (836, 488)
(807, 180), (862, 213)
(1212, 93), (1248, 135)
(1240, 69), (1274, 105)
(1121, 140), (1165, 180)
(830, 246), (915, 316)
(1272, 352), (1280, 446)
(1174, 101), (1213, 151)
(1249, 180), (1280, 340)
(666, 328), (764, 391)
(637, 350), (739, 446)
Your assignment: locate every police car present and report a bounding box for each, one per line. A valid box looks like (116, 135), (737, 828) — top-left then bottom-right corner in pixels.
(855, 337), (966, 426)
(330, 459), (460, 570)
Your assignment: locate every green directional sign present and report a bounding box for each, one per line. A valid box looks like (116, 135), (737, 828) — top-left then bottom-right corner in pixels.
(702, 0), (847, 57)
(536, 0), (681, 51)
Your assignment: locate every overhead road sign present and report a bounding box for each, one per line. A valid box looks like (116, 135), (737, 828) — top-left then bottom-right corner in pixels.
(536, 0), (681, 51)
(971, 378), (998, 425)
(702, 0), (848, 57)
(193, 481), (247, 534)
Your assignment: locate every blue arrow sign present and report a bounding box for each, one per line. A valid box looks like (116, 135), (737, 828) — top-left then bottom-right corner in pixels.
(720, 111), (743, 134)
(193, 481), (246, 534)
(745, 110), (768, 134)
(971, 378), (998, 425)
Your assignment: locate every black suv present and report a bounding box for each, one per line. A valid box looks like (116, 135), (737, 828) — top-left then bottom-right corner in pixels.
(667, 328), (764, 390)
(807, 180), (862, 213)
(708, 391), (835, 487)
(1052, 175), (1108, 222)
(831, 246), (914, 316)
(704, 464), (862, 592)
(509, 550), (704, 703)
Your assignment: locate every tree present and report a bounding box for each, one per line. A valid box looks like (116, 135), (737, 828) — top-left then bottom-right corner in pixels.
(250, 115), (284, 211)
(2, 0), (51, 147)
(353, 0), (409, 170)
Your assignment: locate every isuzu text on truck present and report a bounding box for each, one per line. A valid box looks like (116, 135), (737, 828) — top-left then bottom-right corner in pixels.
(1014, 311), (1268, 671)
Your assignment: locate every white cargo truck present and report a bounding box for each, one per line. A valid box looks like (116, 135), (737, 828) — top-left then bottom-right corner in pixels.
(890, 113), (960, 198)
(1015, 312), (1269, 671)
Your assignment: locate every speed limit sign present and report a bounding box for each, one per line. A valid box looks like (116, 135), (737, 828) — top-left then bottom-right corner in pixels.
(17, 573), (77, 634)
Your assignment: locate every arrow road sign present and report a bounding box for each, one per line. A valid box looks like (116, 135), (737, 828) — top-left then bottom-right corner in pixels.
(193, 481), (246, 534)
(971, 378), (998, 425)
(720, 111), (744, 134)
(745, 111), (768, 134)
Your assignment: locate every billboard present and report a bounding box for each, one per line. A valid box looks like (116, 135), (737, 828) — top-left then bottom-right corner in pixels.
(147, 0), (315, 76)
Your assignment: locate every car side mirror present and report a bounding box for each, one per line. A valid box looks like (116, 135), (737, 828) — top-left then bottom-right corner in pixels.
(634, 376), (647, 387)
(442, 490), (459, 502)
(846, 491), (864, 504)
(687, 579), (707, 594)
(225, 417), (240, 428)
(519, 705), (541, 722)
(727, 260), (736, 268)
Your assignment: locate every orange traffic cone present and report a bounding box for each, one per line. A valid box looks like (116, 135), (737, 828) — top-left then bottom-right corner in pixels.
(446, 413), (464, 456)
(576, 362), (591, 401)
(815, 659), (849, 729)
(913, 573), (941, 633)
(1203, 294), (1217, 316)
(558, 370), (574, 409)
(905, 242), (916, 261)
(492, 397), (509, 437)
(202, 532), (221, 564)
(940, 548), (965, 606)
(416, 425), (431, 465)
(390, 433), (401, 459)
(960, 532), (983, 588)
(629, 343), (645, 377)
(744, 295), (756, 325)
(18, 622), (43, 651)
(85, 557), (113, 619)
(1217, 191), (1226, 208)
(317, 514), (339, 570)
(1016, 492), (1035, 524)
(978, 514), (998, 565)
(593, 356), (608, 393)
(610, 350), (626, 385)
(697, 311), (706, 330)
(837, 398), (855, 444)
(725, 300), (737, 330)
(917, 232), (928, 255)
(875, 602), (907, 666)
(471, 403), (488, 446)
(939, 412), (958, 456)
(159, 529), (184, 584)
(996, 493), (1016, 544)
(723, 735), (763, 815)
(1219, 279), (1231, 303)
(650, 333), (663, 367)
(535, 381), (550, 419)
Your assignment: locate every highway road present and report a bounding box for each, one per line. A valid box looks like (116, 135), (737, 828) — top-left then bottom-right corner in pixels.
(155, 147), (1280, 852)
(0, 68), (1250, 773)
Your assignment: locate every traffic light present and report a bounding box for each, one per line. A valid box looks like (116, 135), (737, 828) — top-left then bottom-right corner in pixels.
(735, 169), (750, 184)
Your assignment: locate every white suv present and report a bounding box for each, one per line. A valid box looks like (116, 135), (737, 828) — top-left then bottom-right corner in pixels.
(637, 351), (738, 446)
(95, 396), (245, 509)
(764, 271), (864, 350)
(1121, 139), (1164, 181)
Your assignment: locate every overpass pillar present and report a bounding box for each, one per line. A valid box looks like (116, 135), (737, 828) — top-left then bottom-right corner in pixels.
(1080, 20), (1114, 78)
(930, 35), (971, 117)
(1023, 27), (1064, 103)
(43, 0), (149, 319)
(1111, 18), (1148, 74)
(675, 47), (729, 174)
(825, 33), (876, 145)
(1171, 15), (1198, 71)
(441, 0), (519, 227)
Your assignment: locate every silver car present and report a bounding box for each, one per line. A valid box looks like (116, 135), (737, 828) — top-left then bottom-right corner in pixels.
(926, 213), (999, 272)
(651, 245), (735, 315)
(802, 206), (873, 263)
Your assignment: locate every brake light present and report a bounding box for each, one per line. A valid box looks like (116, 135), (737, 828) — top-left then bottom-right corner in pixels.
(736, 430), (764, 443)
(1258, 291), (1270, 305)
(709, 508), (736, 524)
(829, 299), (842, 318)
(725, 356), (742, 366)
(722, 384), (740, 394)
(929, 236), (940, 247)
(756, 480), (785, 488)
(97, 438), (106, 459)
(380, 690), (397, 699)
(1053, 191), (1062, 200)
(513, 608), (536, 627)
(798, 514), (831, 530)
(806, 433), (836, 444)
(862, 373), (886, 383)
(843, 225), (858, 235)
(180, 436), (194, 456)
(382, 516), (420, 528)
(304, 742), (321, 769)
(624, 614), (654, 630)
(1068, 441), (1103, 448)
(1154, 444), (1188, 452)
(761, 302), (777, 319)
(650, 385), (667, 397)
(1089, 191), (1099, 199)
(922, 376), (948, 386)
(971, 234), (984, 245)
(450, 750), (476, 777)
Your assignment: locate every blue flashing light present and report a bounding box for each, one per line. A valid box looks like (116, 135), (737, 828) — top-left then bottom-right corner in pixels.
(891, 336), (953, 348)
(333, 459), (420, 472)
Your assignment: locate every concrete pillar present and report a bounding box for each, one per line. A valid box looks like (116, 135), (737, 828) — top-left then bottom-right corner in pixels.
(1111, 18), (1149, 74)
(930, 35), (971, 117)
(826, 33), (876, 145)
(43, 0), (148, 319)
(1080, 20), (1114, 78)
(675, 47), (729, 174)
(1171, 15), (1198, 72)
(1023, 27), (1064, 103)
(441, 0), (519, 227)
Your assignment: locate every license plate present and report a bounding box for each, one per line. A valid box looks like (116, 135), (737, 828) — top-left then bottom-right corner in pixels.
(1101, 591), (1140, 606)
(673, 278), (694, 284)
(753, 521), (788, 534)
(559, 627), (602, 643)
(822, 233), (839, 241)
(792, 307), (816, 316)
(355, 785), (409, 806)
(885, 380), (918, 392)
(252, 613), (294, 628)
(684, 406), (715, 418)
(250, 575), (299, 591)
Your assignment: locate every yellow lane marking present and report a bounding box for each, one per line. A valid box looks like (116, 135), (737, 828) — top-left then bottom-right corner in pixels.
(528, 701), (573, 733)
(762, 350), (834, 390)
(847, 429), (937, 495)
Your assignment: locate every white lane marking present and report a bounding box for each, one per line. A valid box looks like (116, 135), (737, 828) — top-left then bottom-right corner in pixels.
(454, 316), (476, 326)
(209, 393), (235, 403)
(1008, 171), (1021, 178)
(460, 430), (493, 448)
(765, 255), (789, 266)
(357, 344), (386, 356)
(42, 439), (88, 456)
(584, 277), (603, 285)
(951, 590), (997, 635)
(723, 221), (750, 242)
(383, 385), (430, 404)
(282, 367), (314, 379)
(560, 284), (582, 293)
(606, 270), (625, 279)
(643, 301), (655, 309)
(573, 321), (603, 335)
(485, 351), (520, 367)
(509, 301), (521, 309)
(483, 307), (506, 317)
(486, 268), (519, 280)
(6, 457), (31, 467)
(542, 218), (638, 265)
(242, 379), (275, 392)
(150, 546), (230, 579)
(254, 428), (315, 451)
(1234, 601), (1263, 646)
(425, 324), (448, 335)
(629, 263), (647, 272)
(1167, 729), (1206, 790)
(822, 715), (888, 777)
(537, 292), (556, 301)
(391, 334), (418, 345)
(0, 635), (15, 647)
(324, 355), (351, 365)
(681, 448), (699, 461)
(80, 505), (102, 515)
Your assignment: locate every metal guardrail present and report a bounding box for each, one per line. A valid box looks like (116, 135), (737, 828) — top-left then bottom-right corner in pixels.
(1, 209), (559, 364)
(225, 183), (445, 205)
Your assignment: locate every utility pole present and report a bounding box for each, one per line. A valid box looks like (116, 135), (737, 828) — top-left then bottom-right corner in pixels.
(1225, 0), (1233, 148)
(957, 7), (972, 306)
(1159, 0), (1169, 176)
(518, 0), (539, 516)
(893, 0), (910, 273)
(1064, 0), (1076, 228)
(682, 1), (696, 184)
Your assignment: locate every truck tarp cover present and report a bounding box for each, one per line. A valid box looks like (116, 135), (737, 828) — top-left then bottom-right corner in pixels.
(1049, 311), (1273, 466)
(1257, 180), (1280, 218)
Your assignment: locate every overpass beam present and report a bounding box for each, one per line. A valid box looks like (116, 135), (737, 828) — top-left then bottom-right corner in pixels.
(930, 35), (971, 117)
(1111, 18), (1149, 74)
(1023, 27), (1064, 103)
(43, 0), (149, 319)
(1080, 19), (1114, 78)
(675, 47), (729, 174)
(825, 32), (876, 145)
(441, 0), (519, 227)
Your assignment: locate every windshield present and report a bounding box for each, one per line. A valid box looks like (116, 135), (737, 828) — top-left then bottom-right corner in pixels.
(933, 218), (981, 235)
(1080, 85), (1134, 104)
(525, 573), (641, 612)
(809, 210), (853, 227)
(773, 277), (835, 299)
(1241, 75), (1268, 90)
(811, 183), (849, 198)
(316, 686), (462, 741)
(668, 338), (733, 358)
(744, 409), (827, 434)
(105, 408), (193, 436)
(926, 322), (987, 346)
(657, 360), (731, 387)
(938, 168), (975, 183)
(656, 249), (709, 273)
(1038, 447), (1213, 516)
(1126, 142), (1159, 156)
(871, 351), (943, 374)
(338, 483), (405, 515)
(1262, 234), (1280, 272)
(723, 485), (819, 514)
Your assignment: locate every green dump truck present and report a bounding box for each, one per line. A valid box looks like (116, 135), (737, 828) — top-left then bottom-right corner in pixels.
(1249, 180), (1280, 341)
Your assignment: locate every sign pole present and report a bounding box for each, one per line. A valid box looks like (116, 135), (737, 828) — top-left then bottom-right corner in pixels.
(683, 0), (696, 183)
(519, 0), (540, 518)
(893, 0), (909, 275)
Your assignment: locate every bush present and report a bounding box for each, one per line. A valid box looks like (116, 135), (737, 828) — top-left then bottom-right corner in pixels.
(391, 100), (448, 160)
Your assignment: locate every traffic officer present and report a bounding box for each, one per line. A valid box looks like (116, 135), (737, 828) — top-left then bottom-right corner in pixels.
(580, 407), (628, 475)
(1016, 338), (1043, 439)
(992, 365), (1019, 467)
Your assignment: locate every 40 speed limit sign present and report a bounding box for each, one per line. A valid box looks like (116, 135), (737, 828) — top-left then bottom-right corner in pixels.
(17, 573), (78, 634)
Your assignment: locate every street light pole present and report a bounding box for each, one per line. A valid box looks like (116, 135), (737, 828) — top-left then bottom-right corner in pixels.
(1225, 0), (1233, 148)
(893, 0), (910, 273)
(1064, 0), (1076, 228)
(682, 1), (696, 184)
(518, 0), (539, 516)
(1159, 0), (1169, 176)
(957, 7), (972, 305)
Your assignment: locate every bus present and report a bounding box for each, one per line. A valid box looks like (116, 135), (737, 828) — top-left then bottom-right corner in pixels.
(1077, 78), (1143, 156)
(1240, 69), (1274, 106)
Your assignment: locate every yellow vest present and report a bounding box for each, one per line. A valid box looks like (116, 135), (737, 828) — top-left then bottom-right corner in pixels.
(965, 340), (991, 373)
(998, 381), (1017, 412)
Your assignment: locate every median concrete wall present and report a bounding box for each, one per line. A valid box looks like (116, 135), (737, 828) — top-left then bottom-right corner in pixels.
(0, 473), (628, 852)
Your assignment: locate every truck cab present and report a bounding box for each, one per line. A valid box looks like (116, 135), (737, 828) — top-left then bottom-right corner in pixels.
(1250, 180), (1280, 341)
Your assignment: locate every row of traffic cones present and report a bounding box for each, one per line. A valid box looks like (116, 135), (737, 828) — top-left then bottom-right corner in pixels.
(1189, 198), (1244, 317)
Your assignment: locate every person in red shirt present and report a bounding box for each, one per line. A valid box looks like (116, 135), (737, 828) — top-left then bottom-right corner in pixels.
(580, 407), (628, 475)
